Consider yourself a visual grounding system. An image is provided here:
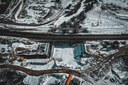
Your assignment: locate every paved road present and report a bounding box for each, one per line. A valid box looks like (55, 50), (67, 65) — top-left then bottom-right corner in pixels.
(0, 64), (80, 76)
(0, 29), (128, 42)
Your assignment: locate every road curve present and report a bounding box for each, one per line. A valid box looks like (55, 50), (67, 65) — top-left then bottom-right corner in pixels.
(0, 29), (128, 42)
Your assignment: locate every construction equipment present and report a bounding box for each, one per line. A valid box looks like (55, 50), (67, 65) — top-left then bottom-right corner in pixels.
(65, 73), (73, 85)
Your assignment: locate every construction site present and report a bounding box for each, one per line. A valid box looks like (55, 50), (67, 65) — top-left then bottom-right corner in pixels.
(0, 0), (128, 85)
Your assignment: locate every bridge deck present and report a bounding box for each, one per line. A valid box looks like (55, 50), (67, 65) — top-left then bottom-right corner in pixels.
(0, 29), (128, 42)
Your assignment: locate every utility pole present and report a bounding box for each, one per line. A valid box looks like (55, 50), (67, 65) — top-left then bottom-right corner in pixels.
(97, 11), (102, 26)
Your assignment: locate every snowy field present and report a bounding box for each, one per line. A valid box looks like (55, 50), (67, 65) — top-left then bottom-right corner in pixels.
(53, 44), (80, 69)
(0, 0), (128, 34)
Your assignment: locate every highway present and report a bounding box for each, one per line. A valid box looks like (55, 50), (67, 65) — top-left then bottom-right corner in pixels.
(0, 29), (128, 42)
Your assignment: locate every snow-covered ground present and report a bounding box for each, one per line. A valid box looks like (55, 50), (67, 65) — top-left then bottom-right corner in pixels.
(0, 38), (128, 85)
(0, 44), (11, 54)
(54, 0), (85, 27)
(0, 0), (128, 85)
(102, 0), (128, 8)
(53, 44), (80, 69)
(81, 0), (128, 34)
(0, 0), (128, 34)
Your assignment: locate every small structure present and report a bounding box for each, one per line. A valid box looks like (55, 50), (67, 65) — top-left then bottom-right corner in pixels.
(19, 56), (24, 61)
(73, 43), (85, 60)
(12, 42), (51, 59)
